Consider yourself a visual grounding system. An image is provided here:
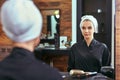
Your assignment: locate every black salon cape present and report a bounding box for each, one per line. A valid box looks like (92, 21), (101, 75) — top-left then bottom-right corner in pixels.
(67, 39), (111, 72)
(0, 47), (63, 80)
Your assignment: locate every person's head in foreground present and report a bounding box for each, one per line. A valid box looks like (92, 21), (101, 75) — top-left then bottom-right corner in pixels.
(1, 0), (42, 51)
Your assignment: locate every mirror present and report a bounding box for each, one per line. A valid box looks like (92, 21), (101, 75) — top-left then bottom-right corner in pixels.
(40, 9), (60, 40)
(76, 0), (114, 71)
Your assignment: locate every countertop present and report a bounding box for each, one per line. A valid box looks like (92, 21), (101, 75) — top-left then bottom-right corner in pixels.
(60, 72), (114, 80)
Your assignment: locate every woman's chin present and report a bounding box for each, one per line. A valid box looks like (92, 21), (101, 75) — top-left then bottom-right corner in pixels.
(84, 37), (90, 40)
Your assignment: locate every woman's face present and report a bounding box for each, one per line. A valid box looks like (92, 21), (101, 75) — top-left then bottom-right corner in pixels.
(81, 20), (95, 40)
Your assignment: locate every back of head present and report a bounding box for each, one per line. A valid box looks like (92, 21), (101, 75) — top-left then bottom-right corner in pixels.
(1, 0), (42, 42)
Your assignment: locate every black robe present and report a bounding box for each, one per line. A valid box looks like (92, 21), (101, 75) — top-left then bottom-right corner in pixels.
(67, 39), (111, 72)
(0, 47), (63, 80)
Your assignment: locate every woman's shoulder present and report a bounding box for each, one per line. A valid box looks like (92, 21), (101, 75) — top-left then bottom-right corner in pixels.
(94, 39), (108, 48)
(71, 40), (84, 49)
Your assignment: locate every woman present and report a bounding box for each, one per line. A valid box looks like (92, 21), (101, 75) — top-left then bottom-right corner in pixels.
(67, 15), (111, 72)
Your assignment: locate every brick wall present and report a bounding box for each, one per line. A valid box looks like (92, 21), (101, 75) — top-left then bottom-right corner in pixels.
(34, 0), (72, 40)
(116, 0), (120, 79)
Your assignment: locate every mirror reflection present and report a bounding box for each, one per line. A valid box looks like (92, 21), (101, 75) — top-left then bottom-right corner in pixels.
(40, 9), (60, 40)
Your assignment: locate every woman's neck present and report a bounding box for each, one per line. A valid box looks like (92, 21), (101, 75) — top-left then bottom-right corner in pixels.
(85, 37), (93, 46)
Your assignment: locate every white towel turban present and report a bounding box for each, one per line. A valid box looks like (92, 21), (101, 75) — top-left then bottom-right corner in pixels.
(79, 15), (98, 33)
(1, 0), (43, 42)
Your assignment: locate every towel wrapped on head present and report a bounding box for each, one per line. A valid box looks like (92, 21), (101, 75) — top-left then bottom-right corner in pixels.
(1, 0), (42, 42)
(79, 15), (98, 33)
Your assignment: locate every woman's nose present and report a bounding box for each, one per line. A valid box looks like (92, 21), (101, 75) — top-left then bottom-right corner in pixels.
(85, 29), (89, 32)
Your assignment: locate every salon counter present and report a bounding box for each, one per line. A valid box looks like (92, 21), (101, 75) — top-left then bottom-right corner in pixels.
(35, 48), (70, 55)
(34, 48), (70, 71)
(60, 72), (114, 80)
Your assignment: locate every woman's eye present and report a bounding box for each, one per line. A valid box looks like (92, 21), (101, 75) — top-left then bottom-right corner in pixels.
(88, 26), (92, 29)
(82, 27), (85, 29)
